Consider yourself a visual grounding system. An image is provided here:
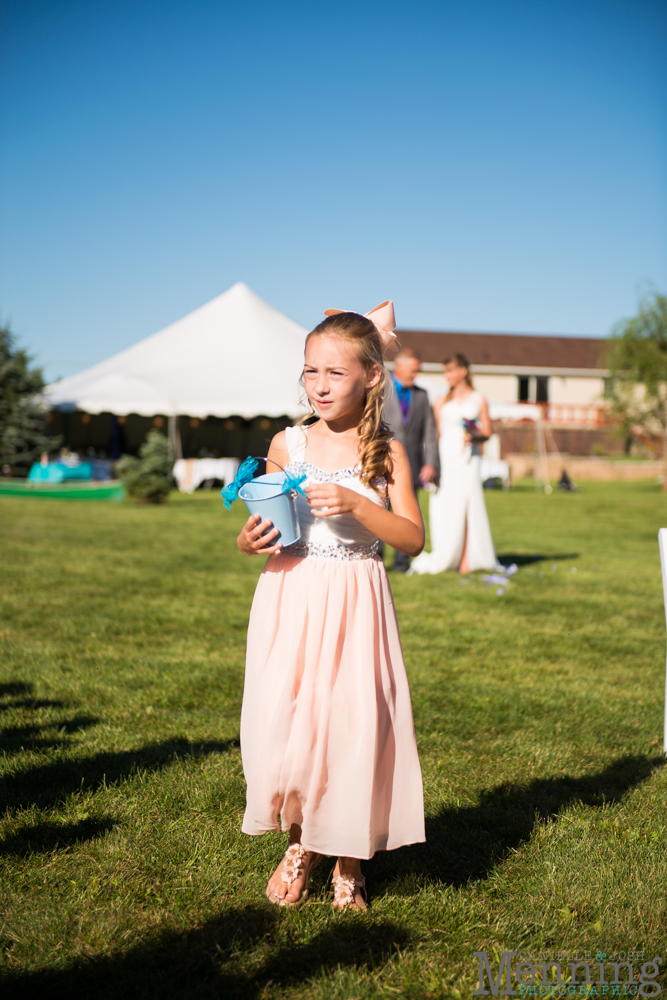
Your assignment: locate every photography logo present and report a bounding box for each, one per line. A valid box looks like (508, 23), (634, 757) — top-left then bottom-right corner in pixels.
(473, 951), (663, 997)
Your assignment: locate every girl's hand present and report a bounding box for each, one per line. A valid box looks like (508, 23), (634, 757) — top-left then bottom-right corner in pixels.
(237, 513), (283, 555)
(306, 483), (361, 518)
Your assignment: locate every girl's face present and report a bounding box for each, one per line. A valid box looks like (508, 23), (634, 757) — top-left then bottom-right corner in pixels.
(303, 335), (380, 423)
(444, 363), (469, 389)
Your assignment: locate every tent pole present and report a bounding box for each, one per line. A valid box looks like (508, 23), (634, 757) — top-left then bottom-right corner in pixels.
(168, 415), (183, 462)
(536, 418), (551, 494)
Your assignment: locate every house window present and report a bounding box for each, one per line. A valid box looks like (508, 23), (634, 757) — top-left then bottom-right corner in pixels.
(518, 375), (549, 403)
(536, 376), (549, 403)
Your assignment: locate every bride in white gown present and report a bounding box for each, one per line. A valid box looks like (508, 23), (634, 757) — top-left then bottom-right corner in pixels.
(408, 353), (499, 575)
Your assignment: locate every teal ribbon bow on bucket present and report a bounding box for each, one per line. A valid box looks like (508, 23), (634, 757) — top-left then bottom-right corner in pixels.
(282, 470), (307, 498)
(221, 457), (307, 509)
(221, 457), (259, 509)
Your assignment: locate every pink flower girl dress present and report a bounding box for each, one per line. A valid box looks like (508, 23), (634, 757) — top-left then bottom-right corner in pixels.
(240, 424), (425, 860)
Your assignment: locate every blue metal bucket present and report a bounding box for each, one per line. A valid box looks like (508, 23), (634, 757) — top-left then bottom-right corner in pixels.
(238, 472), (301, 547)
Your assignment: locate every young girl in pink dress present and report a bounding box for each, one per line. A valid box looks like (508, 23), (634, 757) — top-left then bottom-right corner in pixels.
(236, 303), (425, 911)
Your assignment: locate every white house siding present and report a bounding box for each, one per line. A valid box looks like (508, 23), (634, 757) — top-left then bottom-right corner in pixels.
(414, 371), (605, 409)
(549, 376), (605, 405)
(470, 374), (519, 402)
(414, 373), (520, 404)
(414, 374), (447, 404)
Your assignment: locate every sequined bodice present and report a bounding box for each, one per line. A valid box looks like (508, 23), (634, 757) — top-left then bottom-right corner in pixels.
(283, 425), (387, 560)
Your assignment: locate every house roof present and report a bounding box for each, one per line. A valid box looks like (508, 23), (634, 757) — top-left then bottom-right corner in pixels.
(392, 330), (609, 375)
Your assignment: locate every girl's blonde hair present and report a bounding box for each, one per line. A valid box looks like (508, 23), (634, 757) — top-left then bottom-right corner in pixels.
(300, 312), (393, 489)
(443, 352), (474, 402)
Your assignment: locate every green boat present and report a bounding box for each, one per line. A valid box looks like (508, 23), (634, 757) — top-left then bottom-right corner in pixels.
(0, 479), (125, 501)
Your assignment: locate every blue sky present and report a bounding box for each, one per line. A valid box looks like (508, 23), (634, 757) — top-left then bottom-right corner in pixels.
(1, 0), (666, 382)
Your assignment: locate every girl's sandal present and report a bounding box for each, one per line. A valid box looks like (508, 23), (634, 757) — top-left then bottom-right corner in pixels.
(332, 874), (367, 912)
(265, 843), (321, 908)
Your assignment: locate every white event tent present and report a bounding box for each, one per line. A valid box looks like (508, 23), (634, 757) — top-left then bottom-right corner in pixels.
(46, 282), (309, 420)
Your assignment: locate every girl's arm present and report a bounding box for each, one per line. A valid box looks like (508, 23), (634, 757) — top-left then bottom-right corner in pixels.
(306, 440), (425, 556)
(266, 431), (290, 475)
(236, 431), (290, 556)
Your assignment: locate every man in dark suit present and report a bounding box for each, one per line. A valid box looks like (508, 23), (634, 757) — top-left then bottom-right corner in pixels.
(383, 348), (439, 572)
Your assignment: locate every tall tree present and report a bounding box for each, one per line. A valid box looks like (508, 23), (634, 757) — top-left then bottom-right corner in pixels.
(0, 323), (59, 476)
(607, 290), (667, 490)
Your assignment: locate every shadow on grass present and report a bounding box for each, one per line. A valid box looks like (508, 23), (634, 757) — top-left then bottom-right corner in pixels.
(497, 552), (580, 567)
(0, 715), (99, 754)
(369, 753), (664, 890)
(0, 905), (410, 1000)
(0, 816), (117, 855)
(1, 758), (658, 997)
(0, 681), (66, 712)
(0, 682), (32, 698)
(1, 738), (240, 811)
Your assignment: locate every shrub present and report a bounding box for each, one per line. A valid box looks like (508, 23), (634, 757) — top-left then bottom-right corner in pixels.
(117, 429), (171, 503)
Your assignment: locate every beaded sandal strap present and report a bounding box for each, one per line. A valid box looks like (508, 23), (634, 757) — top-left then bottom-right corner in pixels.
(281, 843), (306, 885)
(332, 874), (366, 908)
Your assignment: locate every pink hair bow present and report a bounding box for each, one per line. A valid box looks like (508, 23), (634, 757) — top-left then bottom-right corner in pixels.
(324, 300), (397, 353)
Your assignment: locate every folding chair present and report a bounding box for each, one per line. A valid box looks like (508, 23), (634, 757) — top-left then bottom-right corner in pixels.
(658, 529), (667, 753)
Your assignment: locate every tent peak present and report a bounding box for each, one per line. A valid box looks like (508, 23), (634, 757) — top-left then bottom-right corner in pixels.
(45, 282), (308, 419)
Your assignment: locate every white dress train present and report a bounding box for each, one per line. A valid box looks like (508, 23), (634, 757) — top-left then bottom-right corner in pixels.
(408, 391), (500, 575)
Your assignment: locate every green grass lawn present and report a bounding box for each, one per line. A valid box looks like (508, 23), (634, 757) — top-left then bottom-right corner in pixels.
(1, 480), (666, 999)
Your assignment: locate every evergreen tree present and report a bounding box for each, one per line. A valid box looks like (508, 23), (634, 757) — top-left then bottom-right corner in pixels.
(117, 429), (172, 503)
(0, 323), (59, 476)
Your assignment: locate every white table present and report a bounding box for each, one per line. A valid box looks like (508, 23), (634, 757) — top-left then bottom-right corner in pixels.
(479, 458), (511, 486)
(173, 458), (240, 493)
